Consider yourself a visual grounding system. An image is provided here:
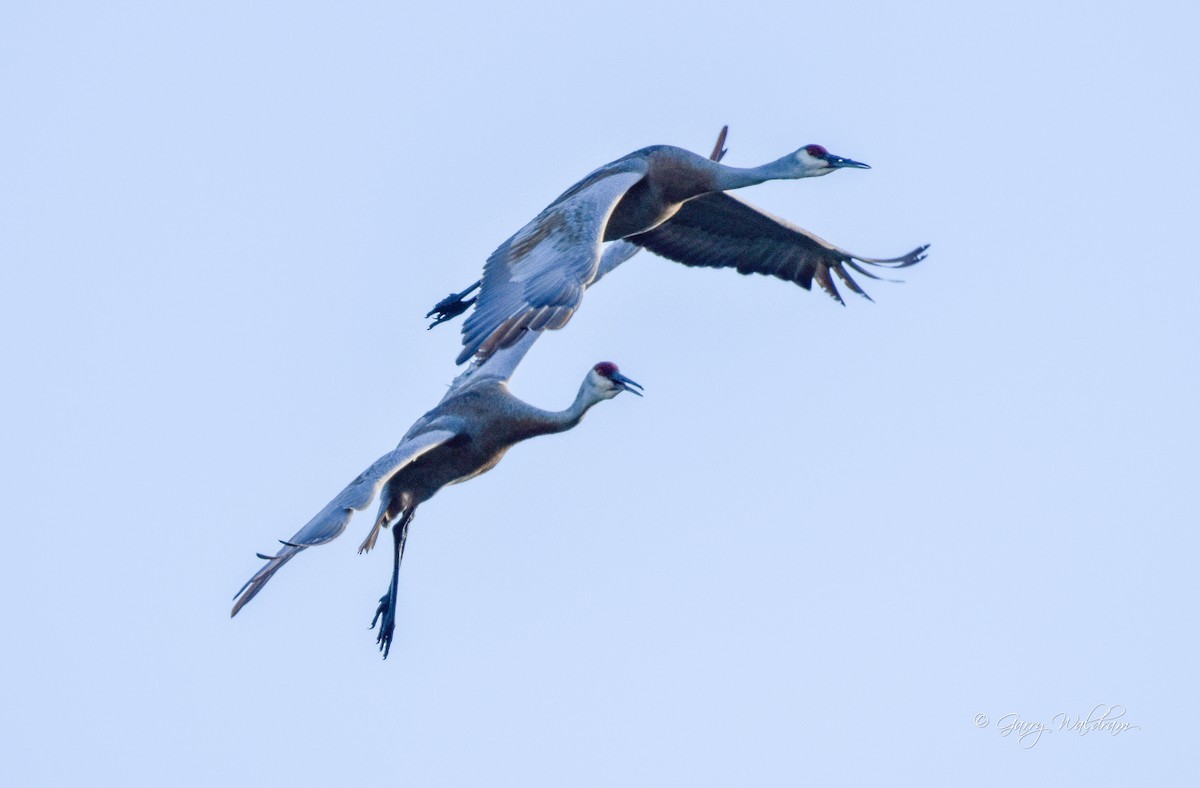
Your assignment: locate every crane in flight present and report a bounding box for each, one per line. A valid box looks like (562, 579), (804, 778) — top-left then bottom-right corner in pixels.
(427, 128), (928, 365)
(231, 330), (642, 658)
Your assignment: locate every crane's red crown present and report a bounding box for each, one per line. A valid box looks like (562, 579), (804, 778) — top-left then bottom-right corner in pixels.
(593, 362), (620, 378)
(803, 144), (828, 159)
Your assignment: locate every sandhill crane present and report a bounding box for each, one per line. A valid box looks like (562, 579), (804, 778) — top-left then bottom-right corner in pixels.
(428, 131), (927, 365)
(231, 336), (642, 658)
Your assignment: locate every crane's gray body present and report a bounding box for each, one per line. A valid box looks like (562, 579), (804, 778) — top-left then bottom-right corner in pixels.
(603, 146), (725, 240)
(375, 376), (592, 524)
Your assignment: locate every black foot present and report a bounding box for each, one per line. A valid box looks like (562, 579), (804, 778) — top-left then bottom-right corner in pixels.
(371, 508), (413, 660)
(426, 280), (481, 329)
(370, 592), (397, 659)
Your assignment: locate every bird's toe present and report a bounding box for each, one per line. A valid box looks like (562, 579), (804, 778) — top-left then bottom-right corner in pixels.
(370, 593), (397, 659)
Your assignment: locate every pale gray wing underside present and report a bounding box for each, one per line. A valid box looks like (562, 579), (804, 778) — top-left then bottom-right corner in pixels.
(443, 240), (645, 392)
(231, 428), (458, 616)
(458, 164), (647, 365)
(592, 239), (643, 285)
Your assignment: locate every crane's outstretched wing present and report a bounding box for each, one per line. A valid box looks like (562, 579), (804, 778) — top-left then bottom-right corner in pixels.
(457, 162), (648, 365)
(628, 192), (928, 304)
(435, 240), (644, 400)
(231, 428), (458, 617)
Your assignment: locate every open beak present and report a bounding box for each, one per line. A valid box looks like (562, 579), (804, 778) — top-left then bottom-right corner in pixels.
(612, 372), (644, 397)
(827, 153), (870, 170)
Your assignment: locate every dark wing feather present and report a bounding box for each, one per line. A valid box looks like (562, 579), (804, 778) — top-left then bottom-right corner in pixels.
(628, 192), (927, 304)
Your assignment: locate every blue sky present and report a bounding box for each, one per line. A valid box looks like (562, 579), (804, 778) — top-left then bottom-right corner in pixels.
(2, 1), (1195, 784)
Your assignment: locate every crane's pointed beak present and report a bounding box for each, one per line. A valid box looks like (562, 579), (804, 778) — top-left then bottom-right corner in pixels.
(612, 372), (643, 397)
(827, 153), (870, 170)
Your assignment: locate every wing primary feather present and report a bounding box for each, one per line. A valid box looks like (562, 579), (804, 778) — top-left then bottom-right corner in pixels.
(844, 259), (901, 283)
(812, 264), (844, 304)
(832, 264), (873, 302)
(851, 244), (929, 267)
(630, 192), (926, 303)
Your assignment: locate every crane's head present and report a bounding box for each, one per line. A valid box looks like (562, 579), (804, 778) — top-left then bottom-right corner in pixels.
(589, 362), (643, 400)
(791, 144), (871, 177)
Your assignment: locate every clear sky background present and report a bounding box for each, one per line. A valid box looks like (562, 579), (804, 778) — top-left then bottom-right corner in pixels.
(2, 1), (1196, 784)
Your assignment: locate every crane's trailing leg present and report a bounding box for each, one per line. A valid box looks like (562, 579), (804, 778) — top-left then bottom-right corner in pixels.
(370, 508), (415, 659)
(426, 280), (481, 329)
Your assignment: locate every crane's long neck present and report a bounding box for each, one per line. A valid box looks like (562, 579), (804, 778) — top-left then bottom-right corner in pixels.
(526, 378), (607, 437)
(710, 154), (812, 191)
(561, 380), (607, 431)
